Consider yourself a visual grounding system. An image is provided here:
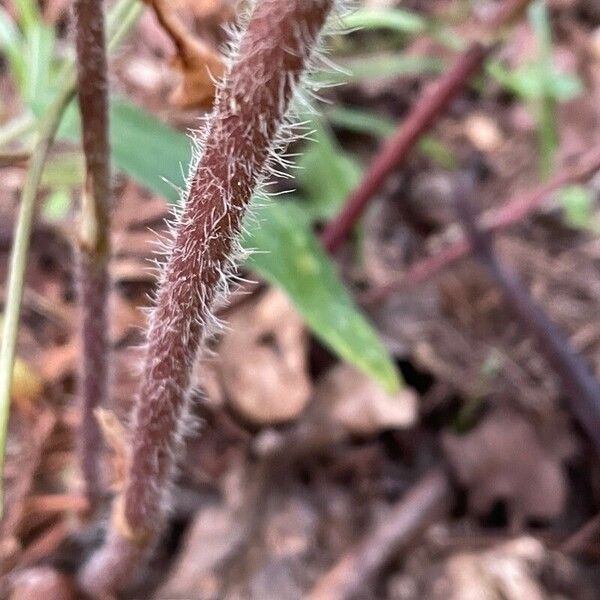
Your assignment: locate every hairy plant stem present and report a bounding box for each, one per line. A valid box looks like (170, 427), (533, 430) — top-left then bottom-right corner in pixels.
(0, 0), (141, 518)
(80, 0), (334, 594)
(73, 0), (111, 507)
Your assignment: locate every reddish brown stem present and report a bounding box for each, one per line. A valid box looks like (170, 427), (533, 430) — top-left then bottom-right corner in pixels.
(80, 1), (334, 594)
(321, 42), (487, 252)
(364, 145), (600, 303)
(73, 0), (111, 507)
(320, 0), (534, 252)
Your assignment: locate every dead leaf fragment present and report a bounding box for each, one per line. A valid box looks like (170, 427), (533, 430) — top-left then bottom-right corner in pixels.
(10, 358), (43, 409)
(464, 113), (503, 153)
(95, 408), (129, 491)
(143, 0), (225, 108)
(158, 504), (246, 599)
(429, 537), (548, 600)
(1, 407), (56, 575)
(443, 410), (569, 528)
(315, 364), (418, 436)
(9, 566), (77, 600)
(0, 316), (43, 407)
(218, 289), (312, 426)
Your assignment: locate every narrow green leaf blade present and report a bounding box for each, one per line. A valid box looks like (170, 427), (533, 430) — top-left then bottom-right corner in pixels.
(343, 8), (427, 34)
(243, 201), (402, 393)
(110, 99), (190, 202)
(324, 54), (444, 84)
(0, 7), (27, 91)
(297, 119), (362, 220)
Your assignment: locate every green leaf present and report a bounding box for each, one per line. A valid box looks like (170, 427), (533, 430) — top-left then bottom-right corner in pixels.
(325, 106), (456, 168)
(41, 152), (83, 188)
(24, 23), (55, 106)
(558, 185), (597, 231)
(326, 54), (444, 83)
(325, 106), (397, 138)
(57, 97), (190, 203)
(297, 119), (362, 220)
(243, 201), (402, 393)
(0, 7), (27, 91)
(13, 0), (41, 33)
(42, 188), (72, 222)
(546, 71), (583, 102)
(343, 8), (427, 34)
(110, 100), (190, 201)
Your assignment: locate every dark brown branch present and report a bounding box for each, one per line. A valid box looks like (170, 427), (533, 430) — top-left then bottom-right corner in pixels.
(308, 468), (452, 600)
(321, 0), (533, 252)
(453, 179), (600, 451)
(73, 0), (111, 508)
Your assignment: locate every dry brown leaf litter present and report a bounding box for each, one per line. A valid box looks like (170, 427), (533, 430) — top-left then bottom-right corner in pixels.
(142, 0), (225, 108)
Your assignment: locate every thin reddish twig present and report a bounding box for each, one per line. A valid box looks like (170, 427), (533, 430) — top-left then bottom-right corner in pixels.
(454, 177), (600, 451)
(321, 42), (487, 252)
(307, 468), (451, 600)
(364, 145), (600, 304)
(321, 0), (533, 252)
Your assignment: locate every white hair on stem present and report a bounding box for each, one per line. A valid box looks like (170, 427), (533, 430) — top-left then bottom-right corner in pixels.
(80, 0), (350, 595)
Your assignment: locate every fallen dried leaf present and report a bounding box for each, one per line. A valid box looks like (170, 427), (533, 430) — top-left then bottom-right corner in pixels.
(0, 316), (44, 408)
(443, 410), (571, 528)
(143, 0), (225, 108)
(157, 504), (246, 599)
(428, 537), (548, 600)
(463, 113), (503, 153)
(36, 339), (79, 384)
(110, 293), (145, 344)
(10, 358), (43, 410)
(315, 364), (418, 436)
(218, 289), (312, 425)
(9, 566), (77, 600)
(95, 408), (129, 491)
(1, 407), (56, 575)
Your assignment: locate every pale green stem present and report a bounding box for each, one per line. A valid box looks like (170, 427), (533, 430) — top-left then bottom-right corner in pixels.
(0, 82), (75, 515)
(0, 0), (143, 517)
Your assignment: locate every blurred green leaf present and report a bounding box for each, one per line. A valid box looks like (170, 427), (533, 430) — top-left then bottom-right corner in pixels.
(297, 119), (362, 220)
(558, 185), (598, 231)
(487, 0), (583, 179)
(0, 7), (26, 91)
(328, 54), (443, 83)
(111, 100), (190, 201)
(42, 188), (72, 221)
(326, 106), (397, 138)
(13, 0), (41, 33)
(57, 97), (190, 202)
(343, 8), (427, 34)
(326, 106), (456, 168)
(24, 23), (55, 106)
(488, 62), (582, 102)
(244, 201), (401, 393)
(41, 152), (83, 188)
